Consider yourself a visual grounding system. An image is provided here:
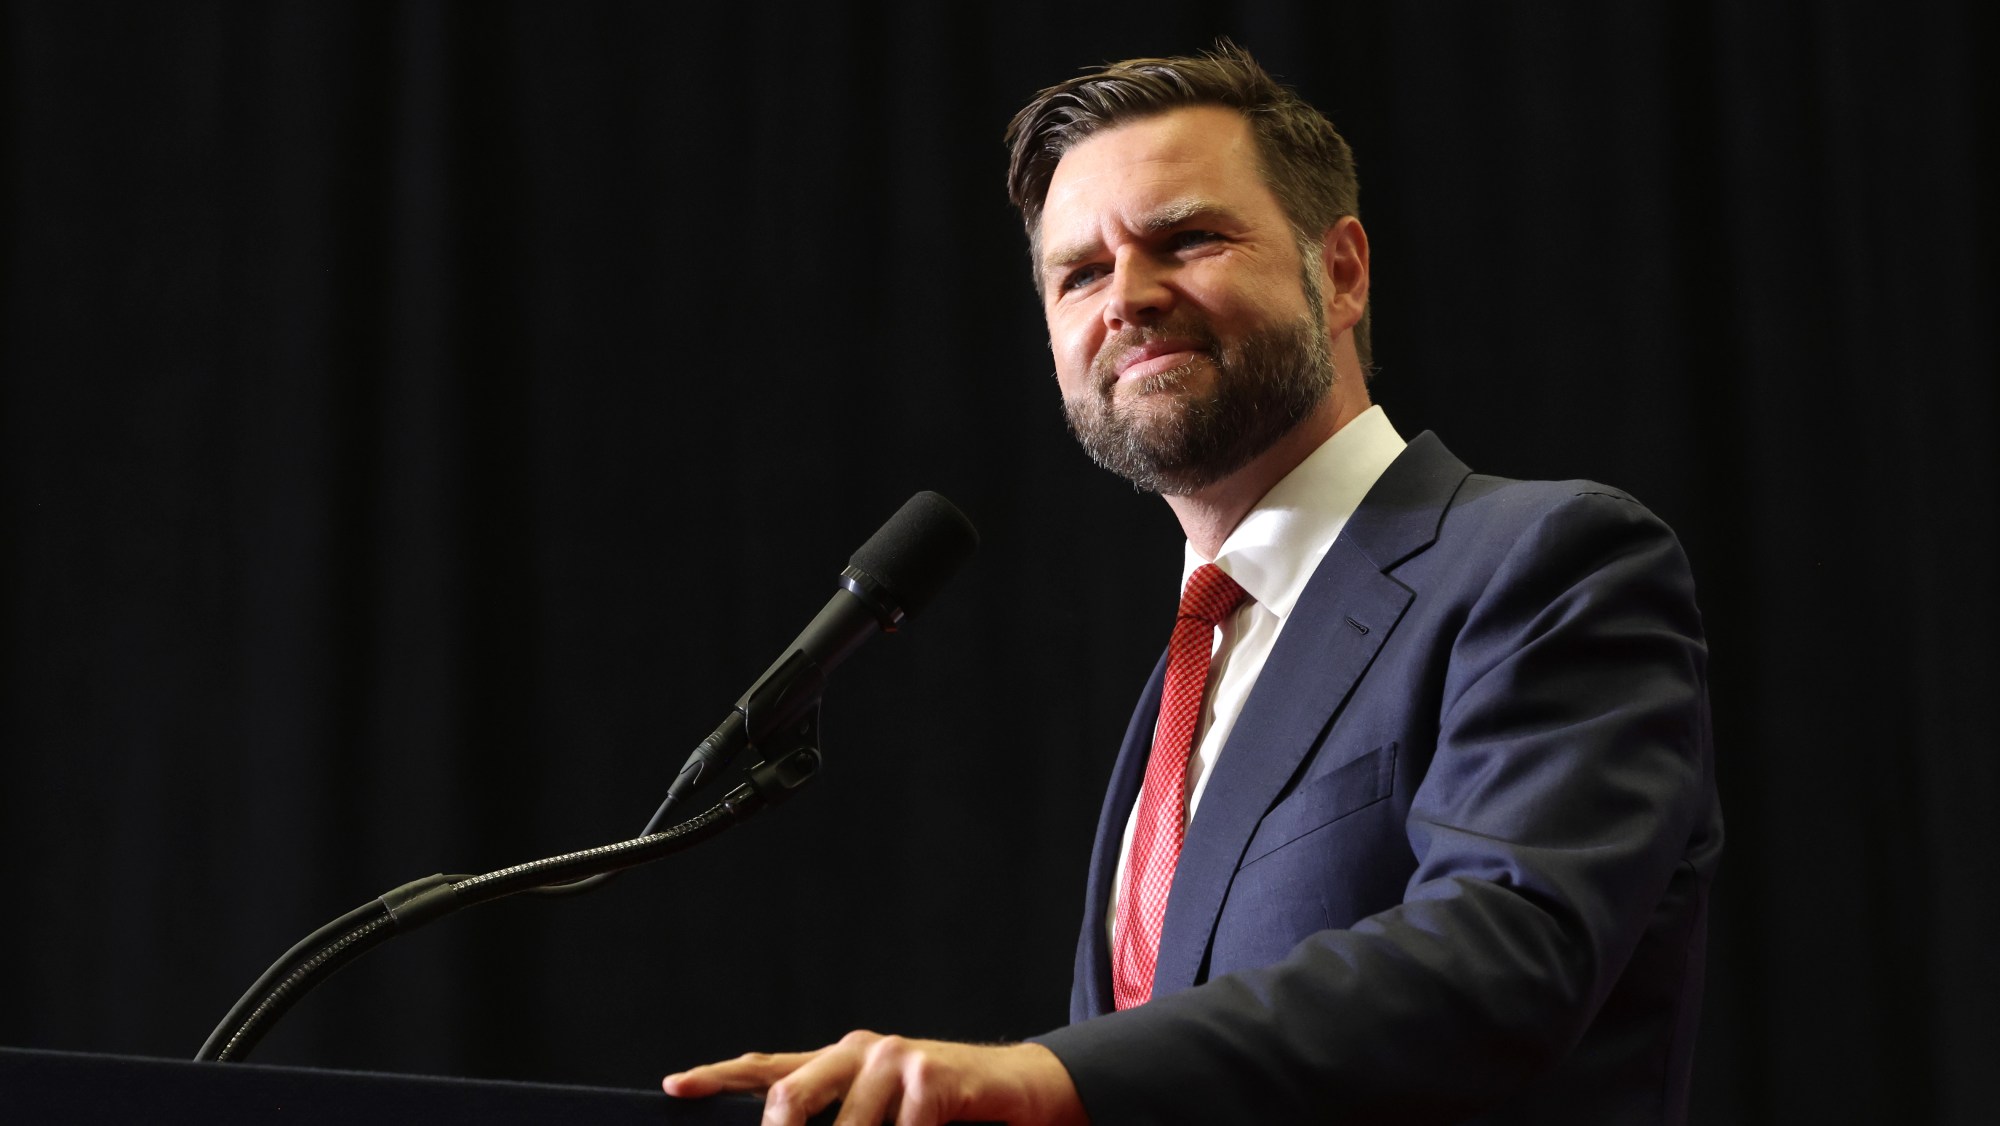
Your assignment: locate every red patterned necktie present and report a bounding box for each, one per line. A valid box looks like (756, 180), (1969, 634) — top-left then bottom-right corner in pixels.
(1112, 562), (1250, 1010)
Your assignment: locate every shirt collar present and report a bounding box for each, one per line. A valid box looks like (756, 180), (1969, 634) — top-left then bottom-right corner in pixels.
(1181, 405), (1406, 619)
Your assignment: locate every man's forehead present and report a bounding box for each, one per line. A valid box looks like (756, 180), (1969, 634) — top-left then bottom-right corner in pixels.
(1042, 105), (1256, 205)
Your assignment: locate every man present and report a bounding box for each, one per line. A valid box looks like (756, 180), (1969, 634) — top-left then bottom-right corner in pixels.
(665, 43), (1720, 1125)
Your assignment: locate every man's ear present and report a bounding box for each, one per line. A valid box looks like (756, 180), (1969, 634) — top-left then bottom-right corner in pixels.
(1319, 216), (1370, 336)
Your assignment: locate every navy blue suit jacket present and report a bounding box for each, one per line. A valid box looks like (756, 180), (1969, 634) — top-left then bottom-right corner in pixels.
(1037, 433), (1721, 1124)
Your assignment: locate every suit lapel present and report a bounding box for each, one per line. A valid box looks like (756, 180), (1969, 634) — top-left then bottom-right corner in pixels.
(1151, 432), (1472, 996)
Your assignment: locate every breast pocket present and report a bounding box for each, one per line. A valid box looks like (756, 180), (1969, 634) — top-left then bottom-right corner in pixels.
(1241, 741), (1398, 868)
(1208, 742), (1405, 976)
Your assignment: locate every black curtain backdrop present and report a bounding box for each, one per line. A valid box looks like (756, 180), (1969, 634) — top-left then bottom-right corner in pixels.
(2, 2), (1994, 1121)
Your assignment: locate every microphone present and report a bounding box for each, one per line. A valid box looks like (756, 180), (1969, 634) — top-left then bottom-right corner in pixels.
(657, 491), (978, 816)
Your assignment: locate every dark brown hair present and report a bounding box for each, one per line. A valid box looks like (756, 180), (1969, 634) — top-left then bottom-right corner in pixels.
(1004, 41), (1370, 369)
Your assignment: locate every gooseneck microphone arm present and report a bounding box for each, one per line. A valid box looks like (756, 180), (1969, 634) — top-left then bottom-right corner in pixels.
(196, 748), (820, 1063)
(195, 492), (979, 1063)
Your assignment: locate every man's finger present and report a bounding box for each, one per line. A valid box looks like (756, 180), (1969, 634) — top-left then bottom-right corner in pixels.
(663, 1050), (822, 1097)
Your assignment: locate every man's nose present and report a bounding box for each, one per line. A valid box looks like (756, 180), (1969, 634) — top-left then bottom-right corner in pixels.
(1105, 249), (1173, 328)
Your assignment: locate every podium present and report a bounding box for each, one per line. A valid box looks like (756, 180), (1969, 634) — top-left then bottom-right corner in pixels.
(1, 1046), (785, 1124)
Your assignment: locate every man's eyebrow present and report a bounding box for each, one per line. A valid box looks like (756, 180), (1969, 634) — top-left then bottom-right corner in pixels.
(1140, 198), (1238, 233)
(1040, 237), (1103, 277)
(1040, 198), (1242, 277)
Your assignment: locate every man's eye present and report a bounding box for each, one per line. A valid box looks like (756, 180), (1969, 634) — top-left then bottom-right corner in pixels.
(1062, 265), (1107, 291)
(1169, 229), (1221, 250)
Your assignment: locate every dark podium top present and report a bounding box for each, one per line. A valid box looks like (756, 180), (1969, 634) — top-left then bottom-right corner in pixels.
(1, 1046), (779, 1124)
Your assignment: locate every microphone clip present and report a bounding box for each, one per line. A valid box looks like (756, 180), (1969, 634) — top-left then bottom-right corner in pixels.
(723, 704), (823, 819)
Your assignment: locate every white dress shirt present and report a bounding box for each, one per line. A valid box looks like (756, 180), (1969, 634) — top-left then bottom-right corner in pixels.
(1109, 405), (1407, 943)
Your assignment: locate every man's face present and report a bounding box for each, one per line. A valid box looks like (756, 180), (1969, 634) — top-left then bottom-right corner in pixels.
(1037, 105), (1333, 495)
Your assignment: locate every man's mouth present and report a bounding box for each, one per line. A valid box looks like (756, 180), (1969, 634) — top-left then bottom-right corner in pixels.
(1111, 339), (1209, 384)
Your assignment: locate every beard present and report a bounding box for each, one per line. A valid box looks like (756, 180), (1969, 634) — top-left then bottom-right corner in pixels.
(1062, 308), (1335, 496)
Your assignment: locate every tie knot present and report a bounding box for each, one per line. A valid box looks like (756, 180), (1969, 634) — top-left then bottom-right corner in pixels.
(1180, 563), (1249, 627)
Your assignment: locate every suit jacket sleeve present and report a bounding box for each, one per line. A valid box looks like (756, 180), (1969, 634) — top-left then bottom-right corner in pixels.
(1035, 486), (1717, 1123)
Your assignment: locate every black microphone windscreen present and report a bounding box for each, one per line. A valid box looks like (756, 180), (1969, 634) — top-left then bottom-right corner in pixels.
(849, 491), (979, 618)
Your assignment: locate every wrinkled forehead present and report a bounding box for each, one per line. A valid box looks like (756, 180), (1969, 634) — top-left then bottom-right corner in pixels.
(1040, 107), (1256, 226)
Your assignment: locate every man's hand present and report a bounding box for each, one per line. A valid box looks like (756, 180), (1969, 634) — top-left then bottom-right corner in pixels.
(662, 1030), (1088, 1126)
